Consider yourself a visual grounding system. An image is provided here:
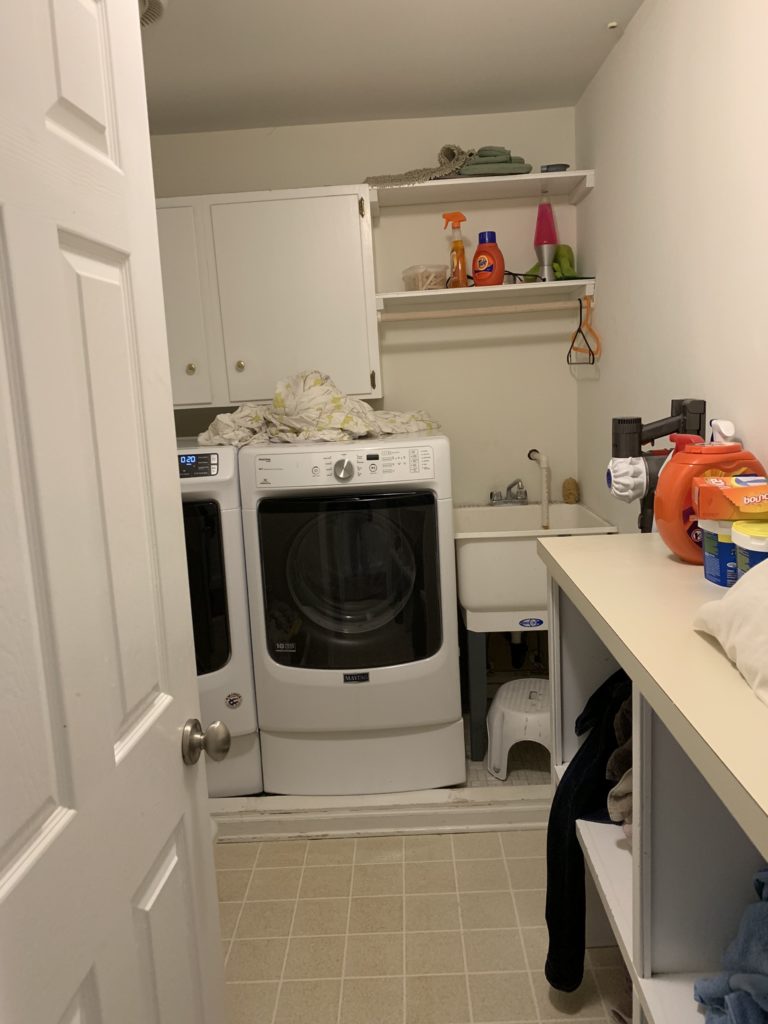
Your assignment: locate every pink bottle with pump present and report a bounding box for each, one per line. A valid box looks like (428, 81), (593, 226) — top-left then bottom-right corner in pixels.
(472, 231), (505, 286)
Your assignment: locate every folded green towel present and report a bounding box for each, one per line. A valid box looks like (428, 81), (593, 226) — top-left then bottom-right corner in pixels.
(475, 146), (525, 161)
(465, 155), (526, 166)
(458, 162), (532, 176)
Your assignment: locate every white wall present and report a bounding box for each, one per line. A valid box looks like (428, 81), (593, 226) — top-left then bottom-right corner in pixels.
(576, 0), (768, 531)
(151, 109), (574, 197)
(153, 109), (581, 504)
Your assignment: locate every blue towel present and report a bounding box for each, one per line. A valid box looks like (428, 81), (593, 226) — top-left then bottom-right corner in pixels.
(695, 870), (768, 1023)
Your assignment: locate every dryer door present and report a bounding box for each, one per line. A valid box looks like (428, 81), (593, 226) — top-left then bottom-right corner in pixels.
(258, 492), (442, 669)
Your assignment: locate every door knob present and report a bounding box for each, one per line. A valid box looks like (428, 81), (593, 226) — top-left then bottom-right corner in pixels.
(185, 362), (197, 375)
(235, 360), (246, 372)
(181, 718), (231, 765)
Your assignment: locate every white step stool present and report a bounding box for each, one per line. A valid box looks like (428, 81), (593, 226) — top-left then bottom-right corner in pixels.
(486, 677), (551, 780)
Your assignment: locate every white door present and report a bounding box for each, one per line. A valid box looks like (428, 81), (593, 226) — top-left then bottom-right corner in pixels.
(0, 3), (223, 1023)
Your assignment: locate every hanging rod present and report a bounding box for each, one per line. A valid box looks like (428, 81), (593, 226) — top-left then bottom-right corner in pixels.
(378, 300), (579, 323)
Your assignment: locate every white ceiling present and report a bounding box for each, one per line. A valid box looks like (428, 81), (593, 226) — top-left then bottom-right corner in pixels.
(142, 0), (643, 136)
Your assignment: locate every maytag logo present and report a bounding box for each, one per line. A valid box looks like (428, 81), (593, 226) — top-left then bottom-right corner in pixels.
(518, 617), (544, 628)
(344, 672), (370, 684)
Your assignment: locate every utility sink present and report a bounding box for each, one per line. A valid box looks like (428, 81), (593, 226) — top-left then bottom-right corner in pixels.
(454, 503), (616, 631)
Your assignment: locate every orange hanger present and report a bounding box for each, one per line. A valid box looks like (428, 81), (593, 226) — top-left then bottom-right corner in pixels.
(567, 296), (602, 364)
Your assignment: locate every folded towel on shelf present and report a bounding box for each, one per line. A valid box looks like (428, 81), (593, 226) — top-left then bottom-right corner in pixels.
(458, 161), (532, 176)
(606, 697), (632, 781)
(607, 768), (633, 842)
(475, 146), (516, 159)
(464, 151), (526, 166)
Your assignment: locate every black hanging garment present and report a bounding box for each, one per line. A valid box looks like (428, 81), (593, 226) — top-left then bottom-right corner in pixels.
(545, 669), (632, 992)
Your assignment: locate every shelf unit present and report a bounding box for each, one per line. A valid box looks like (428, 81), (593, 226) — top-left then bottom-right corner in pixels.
(542, 533), (767, 1024)
(370, 169), (595, 210)
(376, 279), (595, 322)
(371, 169), (596, 325)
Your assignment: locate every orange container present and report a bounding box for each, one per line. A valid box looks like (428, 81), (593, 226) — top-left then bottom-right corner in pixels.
(654, 436), (766, 563)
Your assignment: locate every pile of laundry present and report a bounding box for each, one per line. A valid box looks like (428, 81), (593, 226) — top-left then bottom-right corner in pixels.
(695, 871), (768, 1022)
(458, 146), (532, 176)
(198, 370), (439, 447)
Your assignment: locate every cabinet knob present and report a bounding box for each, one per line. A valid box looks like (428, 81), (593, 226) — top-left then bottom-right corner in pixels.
(235, 360), (246, 372)
(185, 362), (197, 375)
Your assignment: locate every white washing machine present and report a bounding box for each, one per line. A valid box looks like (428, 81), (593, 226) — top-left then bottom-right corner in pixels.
(178, 442), (263, 797)
(239, 433), (466, 795)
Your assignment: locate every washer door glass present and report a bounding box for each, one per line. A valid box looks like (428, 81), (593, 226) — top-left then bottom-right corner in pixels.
(288, 511), (416, 634)
(257, 491), (442, 670)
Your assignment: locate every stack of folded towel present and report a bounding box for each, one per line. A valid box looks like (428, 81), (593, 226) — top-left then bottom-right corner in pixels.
(458, 146), (532, 176)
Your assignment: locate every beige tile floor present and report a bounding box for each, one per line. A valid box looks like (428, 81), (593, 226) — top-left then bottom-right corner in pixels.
(217, 830), (627, 1023)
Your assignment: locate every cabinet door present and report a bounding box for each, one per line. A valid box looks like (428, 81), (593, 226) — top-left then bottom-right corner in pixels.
(210, 190), (379, 403)
(156, 205), (212, 405)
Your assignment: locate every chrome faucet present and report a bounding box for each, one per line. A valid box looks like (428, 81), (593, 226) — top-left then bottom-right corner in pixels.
(489, 479), (528, 505)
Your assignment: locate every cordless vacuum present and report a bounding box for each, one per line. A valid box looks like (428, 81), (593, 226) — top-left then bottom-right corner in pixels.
(607, 399), (707, 533)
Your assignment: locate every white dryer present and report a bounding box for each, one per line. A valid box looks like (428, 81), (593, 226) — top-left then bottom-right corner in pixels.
(178, 442), (262, 797)
(239, 433), (465, 795)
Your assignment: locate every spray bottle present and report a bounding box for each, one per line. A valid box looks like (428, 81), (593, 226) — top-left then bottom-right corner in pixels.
(442, 211), (468, 287)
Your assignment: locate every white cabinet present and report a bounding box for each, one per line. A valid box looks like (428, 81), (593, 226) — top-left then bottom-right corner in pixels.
(540, 533), (768, 1024)
(156, 185), (380, 408)
(156, 204), (213, 406)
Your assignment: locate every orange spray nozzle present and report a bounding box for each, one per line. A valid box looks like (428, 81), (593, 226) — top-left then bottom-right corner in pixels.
(442, 211), (467, 230)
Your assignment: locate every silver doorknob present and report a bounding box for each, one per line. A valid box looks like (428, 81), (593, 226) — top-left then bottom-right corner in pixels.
(185, 362), (197, 375)
(333, 458), (355, 481)
(181, 718), (231, 765)
(235, 360), (246, 372)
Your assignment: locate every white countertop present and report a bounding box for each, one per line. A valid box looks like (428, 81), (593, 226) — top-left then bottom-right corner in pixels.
(538, 532), (768, 857)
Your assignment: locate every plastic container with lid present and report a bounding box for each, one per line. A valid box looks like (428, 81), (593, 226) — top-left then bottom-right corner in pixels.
(732, 521), (768, 578)
(699, 519), (737, 587)
(402, 265), (449, 291)
(472, 231), (505, 286)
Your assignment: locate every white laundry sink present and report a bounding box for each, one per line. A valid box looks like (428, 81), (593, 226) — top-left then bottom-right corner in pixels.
(453, 503), (616, 630)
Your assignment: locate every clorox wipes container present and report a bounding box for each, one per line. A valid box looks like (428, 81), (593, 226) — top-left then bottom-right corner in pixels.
(733, 521), (768, 578)
(654, 437), (766, 564)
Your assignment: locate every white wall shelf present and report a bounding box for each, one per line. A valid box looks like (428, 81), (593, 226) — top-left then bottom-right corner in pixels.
(371, 169), (594, 211)
(576, 820), (633, 963)
(378, 279), (594, 308)
(377, 280), (595, 322)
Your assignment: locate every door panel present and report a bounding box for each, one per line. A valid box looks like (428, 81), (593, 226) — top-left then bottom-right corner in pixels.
(156, 206), (212, 405)
(132, 826), (205, 1024)
(0, 2), (222, 1022)
(211, 191), (375, 401)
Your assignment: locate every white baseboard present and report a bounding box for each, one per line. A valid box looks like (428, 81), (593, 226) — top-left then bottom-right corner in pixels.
(210, 783), (552, 841)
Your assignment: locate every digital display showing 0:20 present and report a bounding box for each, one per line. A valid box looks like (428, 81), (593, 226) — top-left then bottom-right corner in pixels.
(178, 452), (217, 477)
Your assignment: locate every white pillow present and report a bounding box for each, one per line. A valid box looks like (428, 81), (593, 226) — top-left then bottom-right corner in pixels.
(694, 559), (768, 705)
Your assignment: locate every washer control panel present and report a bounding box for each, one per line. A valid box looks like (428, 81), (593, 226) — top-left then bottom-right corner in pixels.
(178, 452), (219, 477)
(254, 446), (435, 487)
